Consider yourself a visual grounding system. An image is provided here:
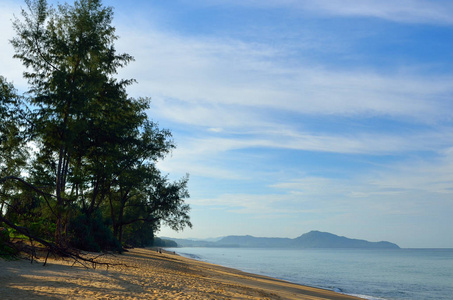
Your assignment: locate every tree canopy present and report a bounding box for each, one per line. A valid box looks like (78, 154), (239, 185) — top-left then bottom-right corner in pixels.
(1, 0), (191, 253)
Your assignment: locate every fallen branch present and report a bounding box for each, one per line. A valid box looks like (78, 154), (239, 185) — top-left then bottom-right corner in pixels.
(0, 215), (127, 269)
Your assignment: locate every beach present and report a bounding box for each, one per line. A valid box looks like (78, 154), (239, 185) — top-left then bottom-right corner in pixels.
(0, 248), (362, 299)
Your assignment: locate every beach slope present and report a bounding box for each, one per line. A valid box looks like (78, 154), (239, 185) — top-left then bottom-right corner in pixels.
(0, 248), (362, 299)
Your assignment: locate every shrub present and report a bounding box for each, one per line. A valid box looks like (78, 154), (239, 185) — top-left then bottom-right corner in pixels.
(68, 210), (121, 252)
(0, 227), (18, 258)
(153, 237), (177, 247)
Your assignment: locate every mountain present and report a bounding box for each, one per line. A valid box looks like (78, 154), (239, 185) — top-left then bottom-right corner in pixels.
(291, 231), (400, 249)
(162, 231), (400, 249)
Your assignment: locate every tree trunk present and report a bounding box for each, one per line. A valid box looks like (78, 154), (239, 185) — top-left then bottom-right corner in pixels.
(117, 201), (125, 245)
(55, 143), (70, 248)
(109, 191), (118, 238)
(118, 224), (123, 246)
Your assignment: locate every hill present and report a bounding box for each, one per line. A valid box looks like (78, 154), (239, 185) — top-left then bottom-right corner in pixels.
(163, 231), (400, 249)
(291, 231), (400, 249)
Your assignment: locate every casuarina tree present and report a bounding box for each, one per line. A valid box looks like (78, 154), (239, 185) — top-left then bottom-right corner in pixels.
(3, 0), (191, 251)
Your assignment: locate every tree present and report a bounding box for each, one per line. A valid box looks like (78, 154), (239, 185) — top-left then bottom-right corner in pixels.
(109, 165), (191, 246)
(6, 0), (191, 251)
(11, 0), (134, 247)
(0, 76), (28, 218)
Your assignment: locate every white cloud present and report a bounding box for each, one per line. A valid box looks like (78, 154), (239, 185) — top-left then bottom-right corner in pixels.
(202, 0), (453, 25)
(116, 21), (453, 184)
(3, 0), (453, 247)
(157, 124), (453, 181)
(117, 1), (453, 247)
(190, 192), (323, 215)
(116, 23), (453, 129)
(304, 0), (453, 24)
(271, 149), (453, 209)
(185, 150), (453, 218)
(367, 147), (453, 195)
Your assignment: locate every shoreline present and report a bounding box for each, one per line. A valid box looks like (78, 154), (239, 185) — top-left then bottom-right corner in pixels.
(1, 247), (363, 299)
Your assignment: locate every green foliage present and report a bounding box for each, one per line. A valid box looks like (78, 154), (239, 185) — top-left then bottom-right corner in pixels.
(122, 220), (156, 248)
(68, 209), (120, 252)
(0, 76), (28, 217)
(0, 228), (10, 243)
(4, 192), (56, 242)
(1, 0), (192, 254)
(10, 0), (137, 247)
(0, 228), (18, 258)
(5, 229), (28, 241)
(153, 237), (177, 248)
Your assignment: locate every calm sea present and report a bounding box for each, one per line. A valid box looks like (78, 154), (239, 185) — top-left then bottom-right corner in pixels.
(173, 247), (453, 300)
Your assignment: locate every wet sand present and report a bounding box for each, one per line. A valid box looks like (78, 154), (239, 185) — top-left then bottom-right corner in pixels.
(0, 248), (362, 299)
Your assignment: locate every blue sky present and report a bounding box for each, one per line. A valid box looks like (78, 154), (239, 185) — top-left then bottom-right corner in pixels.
(1, 0), (453, 248)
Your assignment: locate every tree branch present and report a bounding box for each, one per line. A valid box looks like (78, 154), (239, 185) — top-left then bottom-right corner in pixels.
(0, 214), (128, 269)
(0, 176), (57, 218)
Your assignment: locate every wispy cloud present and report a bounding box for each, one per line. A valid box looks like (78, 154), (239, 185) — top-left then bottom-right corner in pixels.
(271, 148), (453, 210)
(367, 147), (453, 195)
(200, 0), (453, 25)
(308, 0), (453, 24)
(117, 25), (453, 128)
(3, 0), (453, 247)
(104, 1), (453, 248)
(157, 125), (453, 183)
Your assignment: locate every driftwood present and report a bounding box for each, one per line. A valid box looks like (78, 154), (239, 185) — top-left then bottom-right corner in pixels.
(0, 215), (126, 270)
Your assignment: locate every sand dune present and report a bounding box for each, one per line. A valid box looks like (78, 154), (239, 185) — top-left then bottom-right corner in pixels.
(0, 248), (362, 299)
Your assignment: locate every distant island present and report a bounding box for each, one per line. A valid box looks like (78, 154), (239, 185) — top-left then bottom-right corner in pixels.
(163, 230), (400, 249)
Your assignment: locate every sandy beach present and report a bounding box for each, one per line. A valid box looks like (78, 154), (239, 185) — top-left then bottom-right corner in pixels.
(0, 248), (362, 299)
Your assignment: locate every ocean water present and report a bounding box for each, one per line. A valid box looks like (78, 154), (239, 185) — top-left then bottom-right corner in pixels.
(173, 247), (453, 300)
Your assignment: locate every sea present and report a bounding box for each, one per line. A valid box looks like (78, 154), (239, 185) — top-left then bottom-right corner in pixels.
(173, 247), (453, 300)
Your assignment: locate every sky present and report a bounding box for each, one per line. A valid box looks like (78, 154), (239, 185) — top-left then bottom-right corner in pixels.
(1, 0), (453, 248)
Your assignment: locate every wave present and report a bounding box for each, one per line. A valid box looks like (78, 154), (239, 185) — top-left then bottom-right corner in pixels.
(178, 252), (202, 260)
(349, 294), (389, 300)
